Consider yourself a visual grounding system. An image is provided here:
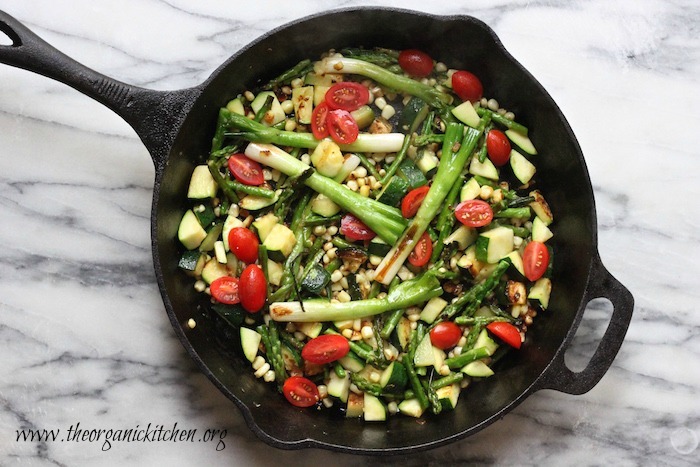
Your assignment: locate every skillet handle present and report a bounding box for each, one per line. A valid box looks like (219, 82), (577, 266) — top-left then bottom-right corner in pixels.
(536, 254), (634, 394)
(0, 10), (201, 168)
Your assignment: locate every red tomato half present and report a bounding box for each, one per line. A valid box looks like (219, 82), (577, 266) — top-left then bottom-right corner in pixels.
(454, 200), (493, 228)
(228, 153), (264, 186)
(398, 49), (434, 78)
(340, 214), (376, 241)
(209, 276), (240, 305)
(327, 109), (359, 144)
(325, 82), (369, 111)
(311, 101), (330, 140)
(227, 227), (259, 264)
(282, 376), (320, 408)
(401, 185), (430, 218)
(239, 264), (266, 313)
(452, 70), (483, 102)
(429, 322), (462, 350)
(408, 232), (432, 267)
(486, 321), (522, 349)
(523, 241), (549, 282)
(486, 129), (512, 166)
(301, 334), (350, 365)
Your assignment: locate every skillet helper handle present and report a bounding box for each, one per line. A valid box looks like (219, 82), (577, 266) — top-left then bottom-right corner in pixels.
(537, 254), (634, 394)
(0, 10), (199, 168)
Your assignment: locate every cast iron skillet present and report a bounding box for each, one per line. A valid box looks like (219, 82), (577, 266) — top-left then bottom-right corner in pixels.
(0, 7), (634, 454)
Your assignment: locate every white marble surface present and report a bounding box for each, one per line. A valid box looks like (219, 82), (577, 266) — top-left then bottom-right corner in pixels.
(0, 0), (698, 465)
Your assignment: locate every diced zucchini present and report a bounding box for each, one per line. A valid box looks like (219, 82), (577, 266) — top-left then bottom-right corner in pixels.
(178, 210), (207, 250)
(457, 244), (488, 278)
(194, 204), (216, 229)
(327, 371), (351, 403)
(214, 240), (227, 263)
(251, 91), (285, 126)
(201, 257), (229, 284)
(433, 346), (446, 373)
(301, 263), (331, 295)
(416, 150), (439, 175)
(398, 398), (425, 418)
(314, 85), (330, 106)
(199, 223), (223, 253)
(435, 383), (461, 411)
(396, 316), (413, 350)
(339, 352), (365, 373)
(266, 260), (284, 286)
(346, 392), (364, 418)
(377, 176), (409, 208)
(529, 190), (553, 225)
(475, 226), (514, 263)
(351, 105), (375, 129)
(363, 393), (387, 421)
(451, 101), (480, 128)
(367, 237), (391, 257)
(460, 177), (481, 201)
(297, 322), (323, 339)
(311, 139), (345, 178)
(510, 150), (536, 185)
(222, 214), (244, 251)
(226, 98), (245, 115)
(444, 225), (478, 250)
(263, 224), (297, 262)
(292, 86), (314, 124)
(505, 280), (528, 305)
(529, 277), (552, 309)
(469, 154), (499, 180)
(473, 329), (499, 356)
(238, 192), (279, 211)
(462, 360), (494, 378)
(419, 296), (448, 324)
(310, 193), (341, 217)
(252, 212), (279, 242)
(532, 216), (554, 243)
(178, 250), (205, 276)
(240, 327), (262, 362)
(187, 165), (218, 199)
(413, 333), (435, 367)
(379, 361), (408, 393)
(398, 159), (428, 189)
(474, 306), (496, 318)
(503, 250), (526, 280)
(506, 129), (537, 155)
(280, 343), (302, 373)
(333, 320), (354, 331)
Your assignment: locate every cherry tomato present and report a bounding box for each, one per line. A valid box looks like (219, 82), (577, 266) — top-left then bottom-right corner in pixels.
(239, 264), (266, 313)
(327, 109), (359, 145)
(486, 321), (522, 349)
(454, 200), (493, 228)
(429, 322), (462, 350)
(486, 129), (512, 166)
(408, 232), (433, 267)
(209, 276), (240, 305)
(398, 49), (434, 78)
(340, 213), (376, 241)
(325, 82), (369, 111)
(301, 334), (350, 365)
(311, 101), (330, 140)
(282, 376), (320, 408)
(451, 70), (483, 102)
(228, 153), (264, 186)
(401, 185), (430, 218)
(523, 241), (549, 282)
(227, 227), (259, 264)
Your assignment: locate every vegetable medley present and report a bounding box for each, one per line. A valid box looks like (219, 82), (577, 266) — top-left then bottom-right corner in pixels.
(177, 47), (554, 419)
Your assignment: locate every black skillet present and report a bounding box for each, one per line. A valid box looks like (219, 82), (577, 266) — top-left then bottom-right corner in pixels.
(0, 7), (634, 454)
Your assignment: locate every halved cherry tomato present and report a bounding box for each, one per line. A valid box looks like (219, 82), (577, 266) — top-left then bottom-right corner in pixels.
(228, 153), (264, 186)
(209, 276), (240, 305)
(301, 334), (350, 365)
(455, 200), (493, 228)
(311, 101), (330, 139)
(486, 321), (522, 349)
(227, 227), (259, 264)
(327, 109), (359, 144)
(486, 129), (512, 166)
(239, 264), (266, 313)
(523, 241), (549, 282)
(451, 70), (483, 102)
(340, 214), (376, 241)
(325, 82), (369, 111)
(408, 232), (432, 267)
(429, 322), (462, 350)
(401, 185), (430, 218)
(282, 375), (320, 408)
(398, 49), (434, 78)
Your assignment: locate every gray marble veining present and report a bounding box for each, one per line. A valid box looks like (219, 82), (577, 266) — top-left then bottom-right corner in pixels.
(1, 0), (698, 465)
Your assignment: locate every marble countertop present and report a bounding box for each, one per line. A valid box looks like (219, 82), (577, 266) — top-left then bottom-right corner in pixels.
(0, 1), (698, 465)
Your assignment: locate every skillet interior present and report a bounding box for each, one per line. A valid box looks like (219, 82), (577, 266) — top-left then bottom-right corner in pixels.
(153, 8), (596, 452)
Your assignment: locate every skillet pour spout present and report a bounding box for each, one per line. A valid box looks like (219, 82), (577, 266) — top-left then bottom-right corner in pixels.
(0, 7), (633, 454)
